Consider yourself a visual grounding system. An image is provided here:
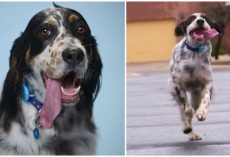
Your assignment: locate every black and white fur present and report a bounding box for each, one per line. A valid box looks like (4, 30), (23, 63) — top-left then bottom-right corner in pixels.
(0, 4), (102, 154)
(169, 13), (220, 140)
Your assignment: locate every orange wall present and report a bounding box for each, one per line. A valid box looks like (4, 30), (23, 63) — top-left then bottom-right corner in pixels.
(127, 20), (177, 63)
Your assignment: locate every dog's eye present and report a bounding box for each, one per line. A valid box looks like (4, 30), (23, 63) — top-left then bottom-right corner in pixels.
(76, 26), (86, 34)
(40, 28), (51, 37)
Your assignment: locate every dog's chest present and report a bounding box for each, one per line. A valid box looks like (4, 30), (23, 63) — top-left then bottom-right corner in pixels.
(172, 45), (212, 85)
(1, 101), (96, 155)
(0, 102), (56, 154)
(180, 50), (210, 72)
(1, 122), (53, 155)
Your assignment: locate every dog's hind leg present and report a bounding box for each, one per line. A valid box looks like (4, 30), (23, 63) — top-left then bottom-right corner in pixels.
(196, 84), (213, 121)
(171, 85), (194, 135)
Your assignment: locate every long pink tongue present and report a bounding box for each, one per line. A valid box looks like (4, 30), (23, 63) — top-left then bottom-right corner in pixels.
(40, 78), (62, 128)
(203, 29), (219, 39)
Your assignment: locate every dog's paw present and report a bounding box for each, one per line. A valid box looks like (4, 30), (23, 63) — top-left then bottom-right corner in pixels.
(183, 127), (192, 134)
(189, 132), (202, 141)
(196, 108), (207, 121)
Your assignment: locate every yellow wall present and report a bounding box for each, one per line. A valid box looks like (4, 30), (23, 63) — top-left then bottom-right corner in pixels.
(127, 20), (177, 63)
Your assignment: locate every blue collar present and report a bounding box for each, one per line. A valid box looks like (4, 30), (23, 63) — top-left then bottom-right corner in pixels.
(22, 83), (43, 111)
(22, 83), (65, 140)
(22, 83), (43, 140)
(184, 40), (205, 52)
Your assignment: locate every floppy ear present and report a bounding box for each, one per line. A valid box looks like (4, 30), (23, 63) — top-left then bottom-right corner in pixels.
(90, 46), (102, 103)
(211, 22), (223, 35)
(0, 34), (30, 131)
(203, 15), (223, 35)
(82, 36), (102, 103)
(76, 36), (102, 132)
(175, 21), (187, 36)
(9, 34), (31, 74)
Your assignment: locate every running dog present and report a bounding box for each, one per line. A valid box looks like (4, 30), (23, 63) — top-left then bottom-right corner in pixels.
(169, 13), (220, 140)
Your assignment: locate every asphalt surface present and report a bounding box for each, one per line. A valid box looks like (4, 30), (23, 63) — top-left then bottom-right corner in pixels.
(127, 67), (230, 155)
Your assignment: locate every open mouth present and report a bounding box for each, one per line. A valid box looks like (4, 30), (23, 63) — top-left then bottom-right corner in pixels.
(40, 71), (82, 128)
(190, 27), (206, 41)
(190, 27), (219, 41)
(60, 72), (81, 103)
(42, 71), (81, 103)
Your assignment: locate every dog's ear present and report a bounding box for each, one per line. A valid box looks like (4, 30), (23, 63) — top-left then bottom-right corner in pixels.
(80, 36), (102, 105)
(202, 15), (223, 35)
(0, 34), (30, 131)
(9, 34), (30, 74)
(91, 50), (102, 103)
(175, 21), (187, 36)
(211, 22), (223, 35)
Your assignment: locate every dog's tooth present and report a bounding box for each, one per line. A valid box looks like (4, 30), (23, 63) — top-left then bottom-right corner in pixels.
(76, 86), (81, 93)
(61, 86), (79, 96)
(73, 86), (80, 94)
(61, 86), (65, 93)
(61, 86), (68, 95)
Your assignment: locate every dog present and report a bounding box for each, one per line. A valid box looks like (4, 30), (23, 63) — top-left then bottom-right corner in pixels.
(169, 13), (220, 140)
(0, 4), (102, 155)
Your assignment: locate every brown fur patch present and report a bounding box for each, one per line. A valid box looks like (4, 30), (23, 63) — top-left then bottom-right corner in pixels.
(11, 55), (20, 84)
(47, 18), (57, 25)
(47, 67), (54, 76)
(53, 7), (60, 11)
(50, 57), (62, 65)
(25, 47), (31, 65)
(50, 50), (61, 66)
(50, 59), (55, 65)
(53, 51), (58, 58)
(12, 56), (17, 70)
(51, 51), (55, 58)
(46, 63), (55, 76)
(11, 48), (32, 84)
(55, 58), (62, 65)
(69, 14), (79, 23)
(50, 50), (59, 59)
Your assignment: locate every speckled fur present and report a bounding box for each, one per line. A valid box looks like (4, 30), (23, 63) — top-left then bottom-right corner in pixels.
(0, 4), (102, 155)
(169, 13), (219, 140)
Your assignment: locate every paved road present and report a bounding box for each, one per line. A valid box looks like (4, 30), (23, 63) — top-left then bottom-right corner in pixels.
(127, 68), (230, 155)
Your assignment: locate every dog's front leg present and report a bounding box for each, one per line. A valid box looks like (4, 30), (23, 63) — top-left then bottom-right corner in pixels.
(196, 83), (213, 121)
(171, 85), (193, 133)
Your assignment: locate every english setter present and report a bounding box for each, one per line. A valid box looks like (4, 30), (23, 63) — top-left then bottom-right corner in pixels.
(169, 13), (220, 140)
(0, 4), (102, 154)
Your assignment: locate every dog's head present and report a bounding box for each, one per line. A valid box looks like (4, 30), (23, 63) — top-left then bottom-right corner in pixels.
(175, 13), (221, 43)
(0, 4), (102, 130)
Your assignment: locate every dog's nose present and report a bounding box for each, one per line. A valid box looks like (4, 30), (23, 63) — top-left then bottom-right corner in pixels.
(197, 19), (204, 26)
(62, 49), (84, 66)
